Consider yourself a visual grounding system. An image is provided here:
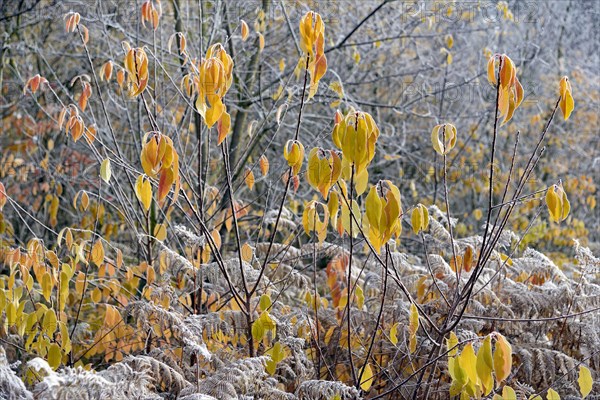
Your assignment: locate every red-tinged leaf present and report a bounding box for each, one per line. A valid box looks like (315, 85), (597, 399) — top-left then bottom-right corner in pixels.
(217, 110), (231, 145)
(158, 168), (174, 203)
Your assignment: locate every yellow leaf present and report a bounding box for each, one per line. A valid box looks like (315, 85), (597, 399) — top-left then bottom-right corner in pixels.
(390, 322), (399, 345)
(47, 343), (62, 370)
(459, 343), (479, 388)
(265, 341), (285, 375)
(546, 184), (570, 223)
(559, 76), (574, 120)
(409, 303), (419, 334)
(354, 167), (369, 196)
(409, 303), (419, 353)
(411, 206), (423, 235)
(240, 20), (249, 41)
(76, 271), (86, 296)
(204, 96), (224, 129)
(411, 204), (429, 235)
(449, 354), (468, 396)
(447, 331), (459, 356)
(91, 240), (104, 267)
(43, 308), (57, 335)
(493, 333), (512, 384)
(431, 123), (457, 155)
(42, 272), (52, 302)
(153, 223), (167, 241)
(329, 80), (344, 98)
(241, 243), (253, 263)
(217, 109), (231, 145)
(258, 32), (265, 52)
(259, 155), (269, 176)
(59, 271), (68, 310)
(100, 158), (112, 183)
(252, 311), (275, 342)
(283, 140), (305, 176)
(80, 191), (89, 211)
(355, 285), (364, 309)
(546, 389), (561, 400)
(6, 302), (17, 326)
(487, 55), (498, 86)
(260, 294), (271, 311)
(578, 365), (593, 398)
(360, 363), (374, 391)
(211, 229), (221, 250)
(500, 55), (515, 89)
(116, 249), (123, 268)
(245, 168), (255, 191)
(91, 287), (102, 303)
(476, 335), (494, 395)
(135, 175), (152, 211)
(147, 265), (155, 285)
(502, 385), (517, 400)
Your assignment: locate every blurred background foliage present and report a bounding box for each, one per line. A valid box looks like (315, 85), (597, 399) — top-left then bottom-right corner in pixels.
(1, 0), (597, 259)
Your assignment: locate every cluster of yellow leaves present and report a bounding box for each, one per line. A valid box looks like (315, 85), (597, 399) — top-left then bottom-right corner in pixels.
(299, 11), (327, 99)
(251, 310), (276, 345)
(307, 148), (342, 198)
(332, 108), (380, 191)
(503, 364), (593, 400)
(302, 200), (329, 244)
(431, 123), (457, 155)
(559, 76), (574, 120)
(265, 341), (286, 375)
(447, 332), (512, 398)
(123, 43), (149, 97)
(139, 132), (180, 205)
(364, 180), (402, 252)
(0, 242), (76, 370)
(185, 44), (234, 144)
(487, 54), (524, 124)
(545, 182), (570, 223)
(487, 364), (593, 400)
